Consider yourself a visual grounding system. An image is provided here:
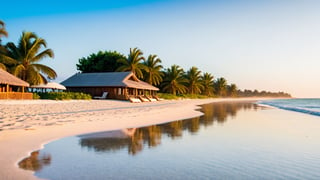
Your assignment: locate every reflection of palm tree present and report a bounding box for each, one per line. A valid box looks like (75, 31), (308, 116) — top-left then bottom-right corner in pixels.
(128, 130), (143, 155)
(18, 151), (51, 171)
(185, 117), (200, 133)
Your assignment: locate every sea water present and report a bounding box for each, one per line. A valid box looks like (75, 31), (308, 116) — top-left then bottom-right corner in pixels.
(259, 98), (320, 116)
(19, 101), (320, 180)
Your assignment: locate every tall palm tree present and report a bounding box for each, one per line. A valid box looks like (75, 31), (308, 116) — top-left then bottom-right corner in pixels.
(142, 54), (163, 85)
(0, 20), (8, 70)
(160, 65), (187, 95)
(201, 72), (214, 96)
(214, 77), (227, 97)
(0, 20), (8, 44)
(0, 31), (57, 85)
(117, 47), (146, 79)
(227, 83), (238, 97)
(185, 66), (203, 94)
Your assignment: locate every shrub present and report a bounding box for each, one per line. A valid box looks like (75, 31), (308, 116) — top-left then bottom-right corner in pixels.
(37, 92), (92, 100)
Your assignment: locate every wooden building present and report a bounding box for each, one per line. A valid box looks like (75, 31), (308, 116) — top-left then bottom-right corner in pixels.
(0, 69), (32, 99)
(61, 72), (159, 100)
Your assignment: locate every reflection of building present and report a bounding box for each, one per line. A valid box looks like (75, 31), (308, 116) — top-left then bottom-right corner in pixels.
(78, 102), (259, 155)
(61, 72), (159, 100)
(0, 69), (32, 99)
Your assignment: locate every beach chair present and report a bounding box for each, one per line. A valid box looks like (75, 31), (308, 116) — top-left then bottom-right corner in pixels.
(93, 92), (108, 99)
(129, 97), (142, 103)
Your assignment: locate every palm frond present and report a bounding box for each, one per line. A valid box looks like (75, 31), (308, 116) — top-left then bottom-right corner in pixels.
(31, 49), (54, 63)
(31, 64), (57, 79)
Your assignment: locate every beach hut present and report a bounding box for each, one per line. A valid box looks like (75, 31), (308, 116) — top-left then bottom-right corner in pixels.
(30, 82), (66, 92)
(0, 69), (32, 99)
(61, 72), (159, 100)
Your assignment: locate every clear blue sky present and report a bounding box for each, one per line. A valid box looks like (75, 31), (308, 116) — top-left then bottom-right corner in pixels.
(1, 0), (320, 97)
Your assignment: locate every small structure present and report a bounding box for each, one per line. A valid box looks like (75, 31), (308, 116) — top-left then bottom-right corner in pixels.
(30, 82), (66, 93)
(61, 72), (159, 100)
(0, 69), (32, 99)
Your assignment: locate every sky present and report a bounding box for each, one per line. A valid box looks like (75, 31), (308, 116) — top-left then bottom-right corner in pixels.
(1, 0), (320, 97)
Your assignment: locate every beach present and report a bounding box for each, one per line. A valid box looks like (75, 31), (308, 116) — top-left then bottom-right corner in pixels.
(0, 98), (270, 180)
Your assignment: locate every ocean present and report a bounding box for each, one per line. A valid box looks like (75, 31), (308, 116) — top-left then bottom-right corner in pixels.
(259, 98), (320, 116)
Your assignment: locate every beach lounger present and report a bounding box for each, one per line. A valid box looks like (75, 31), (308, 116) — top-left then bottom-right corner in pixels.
(93, 92), (108, 99)
(129, 97), (142, 103)
(138, 96), (150, 102)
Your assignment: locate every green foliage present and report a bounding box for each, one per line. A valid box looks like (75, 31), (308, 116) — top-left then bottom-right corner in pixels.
(160, 65), (187, 95)
(33, 93), (41, 99)
(185, 66), (203, 94)
(157, 93), (211, 100)
(36, 92), (92, 100)
(142, 54), (163, 86)
(116, 47), (146, 79)
(0, 31), (56, 85)
(157, 93), (180, 100)
(77, 50), (126, 73)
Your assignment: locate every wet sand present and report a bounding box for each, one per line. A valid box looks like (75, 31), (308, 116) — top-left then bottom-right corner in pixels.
(0, 98), (270, 180)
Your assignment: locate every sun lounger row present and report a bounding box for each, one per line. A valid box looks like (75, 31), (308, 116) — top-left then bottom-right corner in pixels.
(128, 95), (163, 103)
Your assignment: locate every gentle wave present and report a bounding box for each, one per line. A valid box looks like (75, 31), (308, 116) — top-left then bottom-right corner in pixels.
(258, 99), (320, 117)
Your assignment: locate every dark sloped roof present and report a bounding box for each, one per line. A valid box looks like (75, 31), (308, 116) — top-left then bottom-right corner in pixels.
(61, 72), (159, 91)
(0, 69), (30, 87)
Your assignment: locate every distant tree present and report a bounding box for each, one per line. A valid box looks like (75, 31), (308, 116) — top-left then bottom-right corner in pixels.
(227, 83), (238, 97)
(214, 77), (227, 97)
(142, 54), (163, 85)
(117, 47), (146, 79)
(0, 31), (56, 85)
(77, 51), (125, 73)
(201, 72), (214, 96)
(185, 66), (203, 94)
(160, 65), (187, 95)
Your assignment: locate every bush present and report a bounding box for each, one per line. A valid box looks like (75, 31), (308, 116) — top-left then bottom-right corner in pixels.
(33, 93), (41, 99)
(36, 92), (92, 100)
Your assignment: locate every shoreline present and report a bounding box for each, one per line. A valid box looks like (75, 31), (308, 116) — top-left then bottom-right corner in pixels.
(0, 98), (273, 180)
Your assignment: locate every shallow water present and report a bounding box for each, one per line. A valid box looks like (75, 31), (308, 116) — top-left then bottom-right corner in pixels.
(259, 98), (320, 116)
(20, 101), (320, 180)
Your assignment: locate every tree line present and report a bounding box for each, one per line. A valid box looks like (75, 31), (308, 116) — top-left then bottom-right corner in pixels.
(76, 48), (291, 98)
(0, 20), (291, 98)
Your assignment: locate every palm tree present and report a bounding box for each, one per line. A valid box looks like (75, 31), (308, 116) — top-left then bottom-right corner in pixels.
(0, 31), (57, 85)
(0, 20), (8, 70)
(201, 72), (214, 96)
(214, 77), (227, 97)
(227, 83), (238, 97)
(160, 65), (187, 95)
(185, 66), (203, 94)
(0, 20), (8, 44)
(117, 47), (146, 79)
(142, 54), (163, 85)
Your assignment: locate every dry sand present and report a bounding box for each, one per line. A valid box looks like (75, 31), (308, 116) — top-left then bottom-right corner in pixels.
(0, 98), (269, 180)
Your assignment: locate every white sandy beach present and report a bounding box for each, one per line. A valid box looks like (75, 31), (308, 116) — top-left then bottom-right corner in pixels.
(0, 98), (269, 180)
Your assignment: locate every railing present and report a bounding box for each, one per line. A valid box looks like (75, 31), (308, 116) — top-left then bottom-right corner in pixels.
(0, 92), (33, 99)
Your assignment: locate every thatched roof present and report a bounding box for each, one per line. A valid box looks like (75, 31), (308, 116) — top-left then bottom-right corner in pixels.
(61, 72), (159, 91)
(31, 82), (66, 90)
(0, 69), (29, 87)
